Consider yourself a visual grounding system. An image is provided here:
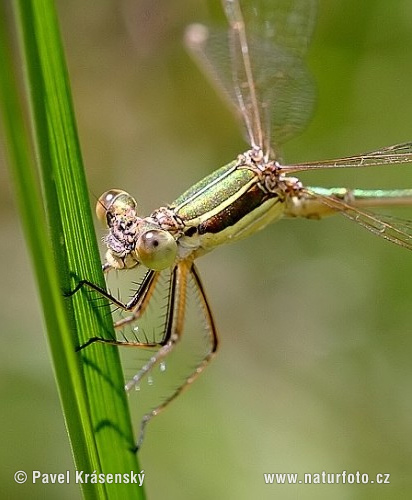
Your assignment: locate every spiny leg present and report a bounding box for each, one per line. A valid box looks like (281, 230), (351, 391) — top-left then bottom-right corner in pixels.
(133, 263), (219, 450)
(66, 269), (164, 349)
(112, 271), (163, 330)
(68, 261), (219, 449)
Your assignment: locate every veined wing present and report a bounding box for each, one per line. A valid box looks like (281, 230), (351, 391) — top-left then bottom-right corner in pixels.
(302, 187), (412, 250)
(185, 0), (317, 160)
(282, 142), (412, 173)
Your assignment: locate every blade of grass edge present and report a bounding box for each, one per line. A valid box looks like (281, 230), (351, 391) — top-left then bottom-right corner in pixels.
(0, 11), (103, 500)
(1, 1), (145, 497)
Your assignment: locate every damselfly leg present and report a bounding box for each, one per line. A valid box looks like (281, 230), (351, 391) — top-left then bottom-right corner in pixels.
(69, 261), (218, 448)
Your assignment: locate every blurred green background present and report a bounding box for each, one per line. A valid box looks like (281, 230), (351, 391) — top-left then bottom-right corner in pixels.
(2, 0), (412, 498)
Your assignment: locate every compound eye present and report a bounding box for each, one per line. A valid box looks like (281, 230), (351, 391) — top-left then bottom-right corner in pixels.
(96, 189), (137, 227)
(136, 229), (177, 270)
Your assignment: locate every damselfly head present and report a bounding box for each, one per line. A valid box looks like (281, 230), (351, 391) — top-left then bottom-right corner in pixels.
(98, 189), (141, 270)
(98, 189), (178, 271)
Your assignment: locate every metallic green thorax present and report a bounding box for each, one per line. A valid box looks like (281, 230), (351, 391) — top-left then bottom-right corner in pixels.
(169, 160), (285, 251)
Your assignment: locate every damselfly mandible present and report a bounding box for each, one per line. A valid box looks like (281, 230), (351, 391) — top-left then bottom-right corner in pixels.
(70, 0), (412, 448)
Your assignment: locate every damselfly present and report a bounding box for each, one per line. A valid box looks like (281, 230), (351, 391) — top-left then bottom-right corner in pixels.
(71, 0), (412, 448)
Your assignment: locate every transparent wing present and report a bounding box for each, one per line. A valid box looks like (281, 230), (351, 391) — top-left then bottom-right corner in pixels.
(185, 0), (317, 159)
(282, 142), (412, 172)
(302, 187), (412, 250)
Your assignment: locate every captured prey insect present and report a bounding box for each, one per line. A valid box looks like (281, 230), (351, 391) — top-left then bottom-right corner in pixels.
(70, 0), (412, 448)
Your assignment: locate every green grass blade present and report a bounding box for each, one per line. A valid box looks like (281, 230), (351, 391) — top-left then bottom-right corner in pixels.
(0, 0), (145, 497)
